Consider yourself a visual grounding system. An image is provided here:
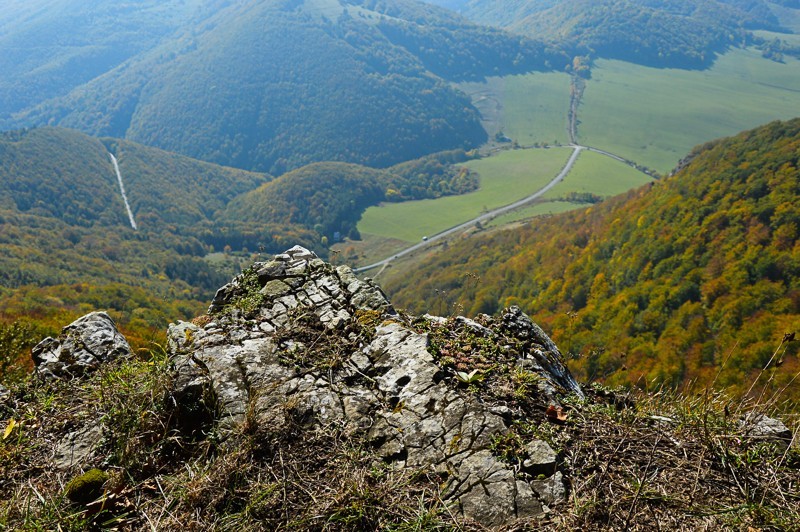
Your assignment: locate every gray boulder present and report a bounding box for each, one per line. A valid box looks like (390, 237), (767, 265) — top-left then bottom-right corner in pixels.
(170, 246), (581, 527)
(32, 311), (131, 379)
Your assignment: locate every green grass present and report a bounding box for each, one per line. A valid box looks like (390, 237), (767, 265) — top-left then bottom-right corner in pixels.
(358, 148), (571, 243)
(458, 72), (572, 146)
(578, 48), (800, 173)
(753, 30), (800, 46)
(484, 151), (652, 227)
(542, 150), (654, 200)
(487, 201), (586, 227)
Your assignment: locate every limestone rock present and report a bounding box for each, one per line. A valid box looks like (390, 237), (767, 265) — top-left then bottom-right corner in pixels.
(740, 413), (793, 445)
(31, 312), (131, 379)
(523, 439), (558, 476)
(170, 246), (582, 527)
(53, 425), (104, 471)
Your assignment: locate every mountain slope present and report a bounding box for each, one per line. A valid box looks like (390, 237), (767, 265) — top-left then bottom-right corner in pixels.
(432, 0), (797, 68)
(0, 0), (214, 118)
(385, 119), (800, 399)
(4, 0), (564, 173)
(0, 127), (282, 293)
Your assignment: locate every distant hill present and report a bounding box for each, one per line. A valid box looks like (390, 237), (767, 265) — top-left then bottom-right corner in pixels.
(0, 127), (285, 292)
(221, 150), (478, 242)
(2, 0), (565, 174)
(428, 0), (798, 68)
(385, 119), (800, 399)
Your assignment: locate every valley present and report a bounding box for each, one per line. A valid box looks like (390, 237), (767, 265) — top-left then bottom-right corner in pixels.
(3, 1), (800, 529)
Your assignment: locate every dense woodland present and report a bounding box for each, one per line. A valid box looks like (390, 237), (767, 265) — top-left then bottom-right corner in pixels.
(2, 0), (568, 174)
(222, 150), (478, 242)
(386, 119), (800, 403)
(0, 128), (484, 381)
(431, 0), (798, 68)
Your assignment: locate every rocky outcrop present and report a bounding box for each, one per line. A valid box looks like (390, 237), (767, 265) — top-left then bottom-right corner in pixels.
(168, 246), (582, 526)
(31, 312), (131, 380)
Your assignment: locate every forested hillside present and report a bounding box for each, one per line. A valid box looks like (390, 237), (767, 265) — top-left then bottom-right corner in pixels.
(430, 0), (799, 68)
(385, 119), (800, 401)
(222, 150), (477, 242)
(3, 0), (566, 174)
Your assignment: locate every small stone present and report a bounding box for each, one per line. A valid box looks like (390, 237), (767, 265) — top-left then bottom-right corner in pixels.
(32, 312), (132, 380)
(523, 440), (557, 475)
(53, 425), (104, 471)
(741, 413), (792, 444)
(260, 279), (291, 297)
(531, 471), (566, 505)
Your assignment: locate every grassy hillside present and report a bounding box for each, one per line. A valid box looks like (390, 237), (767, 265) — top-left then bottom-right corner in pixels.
(384, 119), (800, 402)
(223, 150), (479, 243)
(5, 0), (566, 174)
(579, 48), (800, 173)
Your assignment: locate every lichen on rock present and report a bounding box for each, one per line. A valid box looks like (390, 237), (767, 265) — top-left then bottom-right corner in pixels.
(31, 312), (131, 380)
(168, 246), (582, 526)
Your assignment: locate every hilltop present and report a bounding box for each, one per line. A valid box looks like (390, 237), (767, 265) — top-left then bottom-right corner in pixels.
(429, 0), (800, 68)
(0, 247), (797, 530)
(383, 119), (800, 403)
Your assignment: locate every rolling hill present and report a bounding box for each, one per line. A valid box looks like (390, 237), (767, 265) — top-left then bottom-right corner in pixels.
(2, 0), (566, 174)
(383, 119), (800, 401)
(429, 0), (799, 68)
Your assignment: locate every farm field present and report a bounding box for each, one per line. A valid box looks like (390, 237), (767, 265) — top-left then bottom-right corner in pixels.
(358, 147), (571, 243)
(458, 72), (572, 147)
(486, 150), (653, 226)
(487, 200), (583, 227)
(541, 150), (654, 200)
(578, 48), (800, 173)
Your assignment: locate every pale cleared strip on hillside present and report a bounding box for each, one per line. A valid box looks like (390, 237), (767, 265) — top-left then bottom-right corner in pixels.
(109, 152), (137, 230)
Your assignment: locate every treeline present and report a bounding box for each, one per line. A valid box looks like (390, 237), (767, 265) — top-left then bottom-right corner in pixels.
(385, 119), (800, 402)
(458, 0), (795, 69)
(222, 150), (479, 244)
(6, 0), (568, 173)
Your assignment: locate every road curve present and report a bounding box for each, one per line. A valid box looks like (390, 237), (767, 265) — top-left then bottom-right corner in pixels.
(354, 145), (583, 273)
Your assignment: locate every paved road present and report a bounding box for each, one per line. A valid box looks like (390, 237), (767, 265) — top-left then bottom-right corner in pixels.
(354, 145), (584, 273)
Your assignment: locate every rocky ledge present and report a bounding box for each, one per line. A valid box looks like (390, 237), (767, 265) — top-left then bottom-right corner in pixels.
(164, 245), (582, 526)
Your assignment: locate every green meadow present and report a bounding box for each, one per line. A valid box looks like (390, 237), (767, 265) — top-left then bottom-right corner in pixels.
(358, 148), (571, 243)
(542, 150), (654, 199)
(458, 72), (572, 146)
(487, 150), (653, 226)
(487, 201), (585, 227)
(578, 48), (800, 173)
(361, 46), (800, 249)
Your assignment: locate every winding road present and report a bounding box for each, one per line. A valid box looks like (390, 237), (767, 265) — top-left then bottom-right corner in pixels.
(355, 145), (584, 273)
(354, 72), (658, 274)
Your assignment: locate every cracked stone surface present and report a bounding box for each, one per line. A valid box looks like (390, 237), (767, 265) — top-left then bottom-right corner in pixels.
(169, 246), (581, 526)
(31, 312), (132, 379)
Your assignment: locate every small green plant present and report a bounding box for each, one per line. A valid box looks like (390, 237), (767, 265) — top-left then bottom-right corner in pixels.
(489, 431), (525, 463)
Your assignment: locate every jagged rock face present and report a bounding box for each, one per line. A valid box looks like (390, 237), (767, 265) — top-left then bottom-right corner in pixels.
(169, 246), (582, 526)
(31, 311), (131, 380)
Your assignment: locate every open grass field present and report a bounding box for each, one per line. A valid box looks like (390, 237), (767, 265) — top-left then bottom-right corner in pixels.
(458, 72), (572, 147)
(358, 147), (571, 243)
(753, 30), (800, 45)
(485, 151), (653, 226)
(542, 150), (654, 199)
(487, 200), (584, 227)
(579, 48), (800, 173)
